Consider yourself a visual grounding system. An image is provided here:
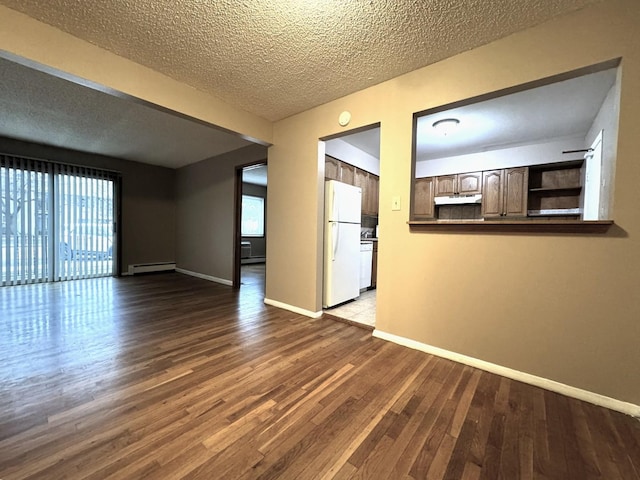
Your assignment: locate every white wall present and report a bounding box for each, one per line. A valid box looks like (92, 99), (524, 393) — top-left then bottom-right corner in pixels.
(325, 138), (380, 175)
(585, 75), (621, 220)
(415, 136), (586, 177)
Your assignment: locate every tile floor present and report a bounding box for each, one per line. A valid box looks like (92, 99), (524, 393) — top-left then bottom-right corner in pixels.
(242, 263), (377, 328)
(324, 289), (377, 328)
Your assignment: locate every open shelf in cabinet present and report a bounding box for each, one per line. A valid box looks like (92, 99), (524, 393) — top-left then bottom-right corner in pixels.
(528, 160), (583, 218)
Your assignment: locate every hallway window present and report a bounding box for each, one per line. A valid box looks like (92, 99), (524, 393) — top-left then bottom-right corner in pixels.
(241, 195), (264, 237)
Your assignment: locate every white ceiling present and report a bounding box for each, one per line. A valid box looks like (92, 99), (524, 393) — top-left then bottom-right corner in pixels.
(243, 164), (268, 187)
(416, 67), (617, 161)
(0, 0), (604, 169)
(341, 129), (381, 160)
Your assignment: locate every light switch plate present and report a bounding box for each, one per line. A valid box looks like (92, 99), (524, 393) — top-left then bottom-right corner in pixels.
(391, 195), (401, 211)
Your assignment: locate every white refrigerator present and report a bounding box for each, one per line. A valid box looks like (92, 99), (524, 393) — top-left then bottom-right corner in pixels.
(323, 180), (362, 308)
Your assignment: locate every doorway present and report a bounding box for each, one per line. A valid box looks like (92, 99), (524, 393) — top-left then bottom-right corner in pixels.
(321, 125), (380, 328)
(233, 162), (267, 292)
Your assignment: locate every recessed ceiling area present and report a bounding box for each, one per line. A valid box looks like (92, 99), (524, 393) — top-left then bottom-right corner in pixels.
(0, 56), (255, 169)
(415, 67), (618, 162)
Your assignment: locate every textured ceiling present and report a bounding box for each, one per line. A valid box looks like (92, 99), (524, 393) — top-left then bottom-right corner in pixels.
(0, 57), (255, 168)
(0, 0), (602, 122)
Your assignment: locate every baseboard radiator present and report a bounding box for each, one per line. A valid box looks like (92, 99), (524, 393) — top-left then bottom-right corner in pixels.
(241, 256), (266, 265)
(127, 262), (176, 275)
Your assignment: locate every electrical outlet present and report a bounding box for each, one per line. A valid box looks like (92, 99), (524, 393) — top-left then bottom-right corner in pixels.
(391, 196), (401, 211)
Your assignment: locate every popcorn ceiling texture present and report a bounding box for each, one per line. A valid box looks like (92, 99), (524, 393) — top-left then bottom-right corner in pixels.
(0, 0), (600, 121)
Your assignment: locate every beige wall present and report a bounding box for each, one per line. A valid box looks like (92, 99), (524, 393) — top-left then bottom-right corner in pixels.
(0, 137), (176, 271)
(2, 0), (639, 407)
(176, 144), (267, 282)
(266, 0), (640, 405)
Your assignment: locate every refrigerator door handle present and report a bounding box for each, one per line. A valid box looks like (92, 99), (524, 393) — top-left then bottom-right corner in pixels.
(332, 222), (339, 262)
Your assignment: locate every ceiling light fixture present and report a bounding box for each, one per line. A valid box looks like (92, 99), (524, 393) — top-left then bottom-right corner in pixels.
(432, 118), (460, 135)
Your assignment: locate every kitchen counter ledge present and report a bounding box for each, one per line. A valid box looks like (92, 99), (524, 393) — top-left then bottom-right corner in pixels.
(408, 220), (613, 234)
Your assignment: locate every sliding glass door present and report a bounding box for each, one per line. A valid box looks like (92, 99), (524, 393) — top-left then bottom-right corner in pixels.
(1, 158), (50, 285)
(1, 155), (117, 286)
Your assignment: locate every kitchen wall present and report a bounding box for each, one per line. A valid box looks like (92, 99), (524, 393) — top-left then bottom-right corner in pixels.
(0, 136), (176, 273)
(267, 0), (640, 408)
(325, 138), (380, 175)
(415, 136), (586, 178)
(175, 144), (267, 283)
(242, 182), (267, 259)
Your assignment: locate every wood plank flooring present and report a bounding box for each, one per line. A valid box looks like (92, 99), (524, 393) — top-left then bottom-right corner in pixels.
(1, 272), (639, 479)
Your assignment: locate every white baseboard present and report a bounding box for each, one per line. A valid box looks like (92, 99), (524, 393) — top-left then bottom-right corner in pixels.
(373, 329), (640, 418)
(264, 298), (323, 319)
(175, 268), (233, 286)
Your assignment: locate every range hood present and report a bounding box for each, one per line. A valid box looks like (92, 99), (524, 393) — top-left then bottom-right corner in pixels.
(434, 194), (483, 205)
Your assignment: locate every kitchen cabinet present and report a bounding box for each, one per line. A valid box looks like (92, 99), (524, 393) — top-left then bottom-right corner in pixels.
(354, 167), (368, 210)
(341, 163), (355, 185)
(482, 167), (528, 218)
(410, 159), (610, 232)
(325, 156), (379, 215)
(325, 156), (340, 181)
(354, 168), (379, 216)
(413, 177), (435, 219)
(435, 171), (482, 196)
(527, 160), (583, 218)
(366, 174), (379, 215)
(325, 155), (356, 184)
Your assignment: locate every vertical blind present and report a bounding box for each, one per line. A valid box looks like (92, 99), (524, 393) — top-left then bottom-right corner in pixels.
(1, 154), (117, 286)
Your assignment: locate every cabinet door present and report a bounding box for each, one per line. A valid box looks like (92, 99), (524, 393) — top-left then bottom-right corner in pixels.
(457, 172), (482, 195)
(325, 156), (340, 180)
(481, 170), (504, 217)
(354, 168), (369, 213)
(435, 175), (456, 196)
(340, 163), (355, 185)
(368, 175), (379, 215)
(504, 167), (528, 217)
(414, 177), (435, 219)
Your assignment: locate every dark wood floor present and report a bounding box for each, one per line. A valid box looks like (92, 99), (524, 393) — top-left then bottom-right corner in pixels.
(1, 273), (639, 479)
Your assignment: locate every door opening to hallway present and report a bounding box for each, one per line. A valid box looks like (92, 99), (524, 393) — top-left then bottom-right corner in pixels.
(233, 161), (267, 292)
